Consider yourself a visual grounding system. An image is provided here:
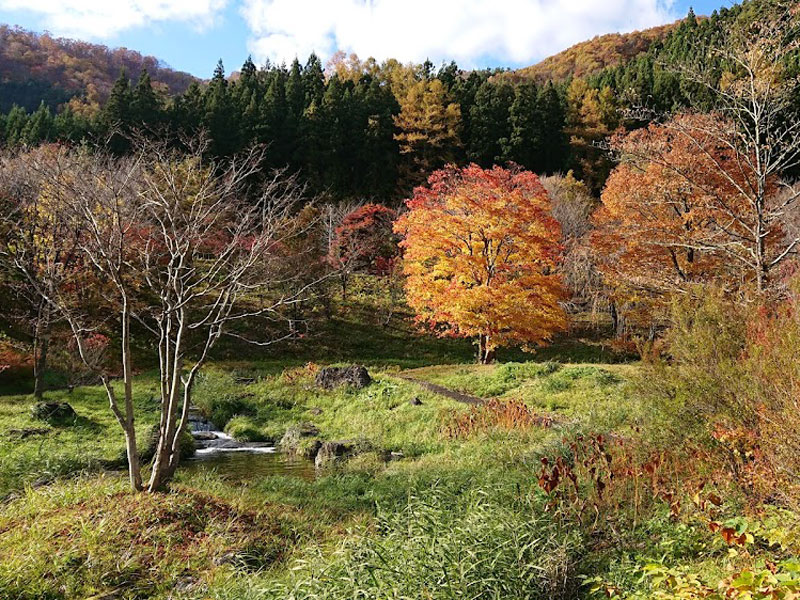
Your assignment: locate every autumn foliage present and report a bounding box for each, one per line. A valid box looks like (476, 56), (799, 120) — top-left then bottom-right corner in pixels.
(395, 164), (566, 362)
(331, 203), (398, 275)
(0, 25), (196, 111)
(591, 114), (777, 323)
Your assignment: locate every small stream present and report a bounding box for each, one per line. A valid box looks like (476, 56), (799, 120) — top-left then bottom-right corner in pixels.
(182, 408), (316, 482)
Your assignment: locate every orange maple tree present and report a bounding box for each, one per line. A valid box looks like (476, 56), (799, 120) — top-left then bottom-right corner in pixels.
(395, 164), (566, 363)
(591, 113), (776, 325)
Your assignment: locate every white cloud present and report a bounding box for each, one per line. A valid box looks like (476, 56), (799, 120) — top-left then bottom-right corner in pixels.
(241, 0), (677, 68)
(0, 0), (228, 39)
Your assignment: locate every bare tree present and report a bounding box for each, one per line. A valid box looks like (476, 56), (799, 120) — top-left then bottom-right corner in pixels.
(131, 138), (315, 491)
(321, 200), (363, 300)
(0, 146), (83, 400)
(1, 145), (150, 490)
(5, 138), (319, 492)
(541, 172), (606, 315)
(635, 3), (800, 294)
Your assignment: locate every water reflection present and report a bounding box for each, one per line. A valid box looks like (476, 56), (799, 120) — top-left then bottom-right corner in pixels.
(182, 449), (317, 483)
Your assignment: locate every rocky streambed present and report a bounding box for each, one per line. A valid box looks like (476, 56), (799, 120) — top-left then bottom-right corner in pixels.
(183, 365), (379, 481)
(188, 408), (276, 456)
(184, 408), (317, 481)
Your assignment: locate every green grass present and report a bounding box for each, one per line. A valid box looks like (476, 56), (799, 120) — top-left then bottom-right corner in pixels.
(0, 304), (791, 600)
(0, 380), (163, 499)
(0, 474), (310, 599)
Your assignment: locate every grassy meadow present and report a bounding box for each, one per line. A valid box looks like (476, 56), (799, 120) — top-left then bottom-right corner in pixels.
(1, 290), (798, 600)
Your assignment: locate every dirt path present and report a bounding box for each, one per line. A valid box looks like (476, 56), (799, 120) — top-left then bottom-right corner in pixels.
(396, 375), (486, 406)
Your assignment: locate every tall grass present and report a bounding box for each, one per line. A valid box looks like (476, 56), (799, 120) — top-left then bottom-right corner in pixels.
(211, 483), (582, 600)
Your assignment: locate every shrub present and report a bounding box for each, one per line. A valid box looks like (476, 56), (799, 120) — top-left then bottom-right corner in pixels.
(639, 286), (800, 508)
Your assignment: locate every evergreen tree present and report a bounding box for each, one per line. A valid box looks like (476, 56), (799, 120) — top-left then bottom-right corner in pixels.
(504, 81), (543, 171)
(21, 102), (53, 145)
(171, 81), (205, 137)
(203, 60), (240, 157)
(303, 54), (325, 107)
(260, 70), (290, 167)
(436, 61), (460, 91)
(102, 71), (133, 152)
(132, 69), (161, 126)
(468, 80), (514, 166)
(537, 82), (569, 174)
(451, 71), (490, 162)
(358, 76), (400, 198)
(4, 105), (28, 146)
(53, 104), (90, 142)
(286, 58), (306, 119)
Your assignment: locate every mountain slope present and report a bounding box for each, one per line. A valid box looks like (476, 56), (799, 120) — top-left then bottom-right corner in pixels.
(0, 25), (198, 112)
(512, 21), (680, 83)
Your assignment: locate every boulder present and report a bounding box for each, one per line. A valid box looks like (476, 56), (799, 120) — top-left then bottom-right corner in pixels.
(314, 440), (355, 468)
(280, 423), (320, 455)
(308, 407), (323, 416)
(409, 397), (423, 406)
(314, 365), (372, 390)
(31, 402), (76, 422)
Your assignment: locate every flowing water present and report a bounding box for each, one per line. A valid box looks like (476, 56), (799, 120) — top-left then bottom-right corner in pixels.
(182, 408), (316, 483)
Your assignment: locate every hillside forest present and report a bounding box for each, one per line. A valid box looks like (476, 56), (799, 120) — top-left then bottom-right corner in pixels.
(2, 0), (800, 599)
(0, 4), (759, 198)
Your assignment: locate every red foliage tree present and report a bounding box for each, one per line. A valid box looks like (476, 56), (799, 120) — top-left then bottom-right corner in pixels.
(331, 203), (399, 275)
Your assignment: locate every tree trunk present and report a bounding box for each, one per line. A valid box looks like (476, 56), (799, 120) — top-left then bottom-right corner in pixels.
(32, 305), (50, 400)
(120, 300), (142, 491)
(610, 302), (625, 338)
(32, 334), (48, 400)
(341, 271), (349, 302)
(477, 334), (495, 364)
(148, 313), (188, 493)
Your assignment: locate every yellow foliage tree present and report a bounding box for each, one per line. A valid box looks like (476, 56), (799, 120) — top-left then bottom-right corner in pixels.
(395, 164), (566, 363)
(394, 79), (461, 193)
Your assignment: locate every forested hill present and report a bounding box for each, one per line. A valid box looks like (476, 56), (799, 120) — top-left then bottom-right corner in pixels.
(0, 1), (757, 201)
(0, 25), (198, 113)
(510, 21), (679, 83)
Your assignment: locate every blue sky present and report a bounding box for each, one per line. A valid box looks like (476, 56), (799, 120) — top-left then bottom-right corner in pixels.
(0, 1), (736, 78)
